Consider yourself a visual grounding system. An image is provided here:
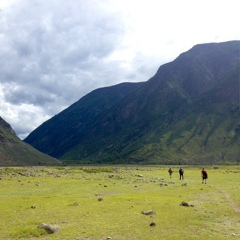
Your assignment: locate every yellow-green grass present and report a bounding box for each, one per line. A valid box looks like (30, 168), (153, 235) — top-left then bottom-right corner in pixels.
(0, 165), (239, 239)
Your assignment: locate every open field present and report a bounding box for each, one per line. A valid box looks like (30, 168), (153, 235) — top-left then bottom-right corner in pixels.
(0, 165), (239, 240)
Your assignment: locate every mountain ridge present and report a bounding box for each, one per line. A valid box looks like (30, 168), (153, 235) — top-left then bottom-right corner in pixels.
(24, 40), (240, 164)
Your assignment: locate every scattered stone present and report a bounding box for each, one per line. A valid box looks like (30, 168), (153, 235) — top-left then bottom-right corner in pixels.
(149, 221), (156, 226)
(182, 183), (187, 186)
(136, 174), (143, 177)
(168, 182), (175, 184)
(106, 237), (111, 240)
(38, 223), (60, 234)
(18, 172), (26, 176)
(160, 183), (168, 186)
(179, 201), (189, 207)
(73, 202), (79, 206)
(104, 185), (108, 187)
(31, 205), (36, 209)
(141, 210), (156, 215)
(98, 197), (103, 201)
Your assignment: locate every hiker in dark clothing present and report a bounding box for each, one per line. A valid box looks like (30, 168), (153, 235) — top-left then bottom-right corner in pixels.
(179, 167), (184, 180)
(168, 168), (173, 178)
(201, 168), (208, 184)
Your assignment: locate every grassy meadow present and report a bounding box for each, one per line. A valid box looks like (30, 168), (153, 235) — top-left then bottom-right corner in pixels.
(0, 165), (239, 239)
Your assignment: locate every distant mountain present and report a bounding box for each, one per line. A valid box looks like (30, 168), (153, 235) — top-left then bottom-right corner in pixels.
(0, 116), (60, 166)
(24, 41), (240, 164)
(24, 82), (144, 158)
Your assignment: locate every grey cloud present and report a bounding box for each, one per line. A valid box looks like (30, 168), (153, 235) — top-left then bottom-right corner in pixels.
(0, 0), (125, 109)
(0, 0), (133, 138)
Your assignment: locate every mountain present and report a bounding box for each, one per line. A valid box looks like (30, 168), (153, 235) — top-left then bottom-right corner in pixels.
(0, 116), (60, 166)
(24, 82), (144, 158)
(24, 41), (240, 164)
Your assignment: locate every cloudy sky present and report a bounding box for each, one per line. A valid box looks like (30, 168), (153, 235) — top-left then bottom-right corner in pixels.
(0, 0), (239, 139)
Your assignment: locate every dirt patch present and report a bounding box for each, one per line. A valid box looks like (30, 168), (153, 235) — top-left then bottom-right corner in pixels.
(218, 188), (240, 214)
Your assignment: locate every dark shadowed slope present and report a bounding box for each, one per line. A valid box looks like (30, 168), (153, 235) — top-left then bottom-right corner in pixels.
(24, 82), (144, 158)
(0, 117), (61, 166)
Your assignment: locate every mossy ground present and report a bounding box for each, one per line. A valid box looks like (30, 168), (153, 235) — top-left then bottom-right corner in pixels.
(0, 165), (239, 239)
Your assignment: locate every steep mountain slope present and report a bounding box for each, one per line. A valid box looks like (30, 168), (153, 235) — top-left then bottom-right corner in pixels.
(0, 117), (60, 166)
(25, 41), (240, 164)
(24, 82), (144, 158)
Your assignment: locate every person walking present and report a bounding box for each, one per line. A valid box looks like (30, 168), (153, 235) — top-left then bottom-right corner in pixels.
(201, 168), (208, 184)
(168, 168), (173, 178)
(179, 167), (184, 180)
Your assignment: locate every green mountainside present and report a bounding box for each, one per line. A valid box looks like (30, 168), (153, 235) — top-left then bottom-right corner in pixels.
(0, 117), (60, 166)
(24, 41), (240, 164)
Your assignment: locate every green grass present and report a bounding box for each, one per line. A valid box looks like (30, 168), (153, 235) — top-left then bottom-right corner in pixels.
(0, 165), (239, 239)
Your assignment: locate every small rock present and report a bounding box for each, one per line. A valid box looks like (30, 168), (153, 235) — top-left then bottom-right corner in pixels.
(38, 223), (60, 234)
(141, 210), (156, 215)
(179, 201), (189, 207)
(31, 205), (36, 209)
(150, 221), (156, 226)
(73, 202), (79, 206)
(18, 172), (25, 176)
(98, 198), (103, 201)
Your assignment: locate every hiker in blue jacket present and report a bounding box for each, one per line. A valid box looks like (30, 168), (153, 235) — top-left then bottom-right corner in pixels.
(179, 167), (184, 180)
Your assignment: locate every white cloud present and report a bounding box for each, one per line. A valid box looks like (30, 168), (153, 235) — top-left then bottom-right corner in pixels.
(0, 0), (239, 139)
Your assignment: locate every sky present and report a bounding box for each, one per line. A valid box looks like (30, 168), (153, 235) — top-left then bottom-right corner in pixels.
(0, 0), (239, 139)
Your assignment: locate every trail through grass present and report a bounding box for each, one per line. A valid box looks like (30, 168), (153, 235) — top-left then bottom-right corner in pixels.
(0, 165), (239, 239)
